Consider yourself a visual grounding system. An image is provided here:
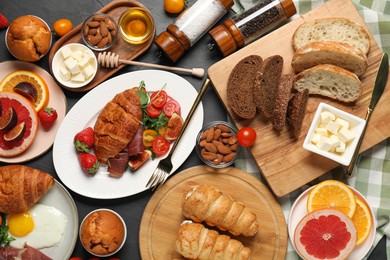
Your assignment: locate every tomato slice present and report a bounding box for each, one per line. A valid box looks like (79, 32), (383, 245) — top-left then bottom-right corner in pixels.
(146, 103), (162, 118)
(163, 99), (181, 118)
(143, 129), (158, 147)
(152, 136), (170, 156)
(150, 90), (168, 109)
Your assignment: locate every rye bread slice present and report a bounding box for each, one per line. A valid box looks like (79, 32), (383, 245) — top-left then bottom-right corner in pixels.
(286, 89), (309, 139)
(227, 55), (263, 119)
(272, 74), (294, 133)
(254, 55), (283, 119)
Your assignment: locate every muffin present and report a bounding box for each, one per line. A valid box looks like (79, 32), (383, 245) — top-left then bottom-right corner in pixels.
(6, 15), (52, 62)
(80, 209), (126, 256)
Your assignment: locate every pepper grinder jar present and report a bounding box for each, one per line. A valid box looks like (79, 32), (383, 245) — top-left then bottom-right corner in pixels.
(209, 0), (296, 57)
(154, 0), (234, 63)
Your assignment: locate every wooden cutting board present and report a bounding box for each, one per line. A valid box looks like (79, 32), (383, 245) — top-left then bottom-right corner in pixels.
(139, 166), (287, 260)
(208, 0), (390, 197)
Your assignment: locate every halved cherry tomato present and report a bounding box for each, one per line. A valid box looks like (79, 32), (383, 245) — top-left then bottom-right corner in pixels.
(152, 136), (170, 156)
(53, 19), (73, 37)
(143, 129), (158, 147)
(236, 127), (257, 147)
(150, 90), (168, 109)
(163, 99), (181, 118)
(146, 103), (162, 118)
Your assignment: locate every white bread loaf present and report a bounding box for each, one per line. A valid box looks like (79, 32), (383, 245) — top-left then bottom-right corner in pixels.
(293, 64), (363, 103)
(291, 41), (368, 77)
(292, 18), (370, 55)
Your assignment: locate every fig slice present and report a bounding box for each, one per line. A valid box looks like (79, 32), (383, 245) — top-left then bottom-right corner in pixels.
(13, 82), (38, 102)
(0, 107), (17, 131)
(165, 112), (184, 141)
(3, 122), (26, 142)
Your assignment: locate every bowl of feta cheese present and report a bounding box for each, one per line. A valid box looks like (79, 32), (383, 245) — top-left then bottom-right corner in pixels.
(303, 102), (366, 166)
(51, 43), (98, 89)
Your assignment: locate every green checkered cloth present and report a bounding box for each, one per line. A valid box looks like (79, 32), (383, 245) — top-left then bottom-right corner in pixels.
(233, 0), (390, 259)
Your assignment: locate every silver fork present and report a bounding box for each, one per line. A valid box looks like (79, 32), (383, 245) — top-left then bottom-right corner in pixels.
(146, 78), (210, 190)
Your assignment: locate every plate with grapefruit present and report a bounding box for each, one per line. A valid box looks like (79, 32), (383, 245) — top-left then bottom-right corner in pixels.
(288, 180), (375, 260)
(0, 61), (66, 163)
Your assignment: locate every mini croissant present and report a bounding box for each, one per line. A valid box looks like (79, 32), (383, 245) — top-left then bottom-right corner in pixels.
(182, 184), (259, 237)
(0, 165), (55, 214)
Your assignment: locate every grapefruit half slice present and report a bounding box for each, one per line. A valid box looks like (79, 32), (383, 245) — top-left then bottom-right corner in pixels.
(294, 209), (357, 260)
(0, 92), (38, 157)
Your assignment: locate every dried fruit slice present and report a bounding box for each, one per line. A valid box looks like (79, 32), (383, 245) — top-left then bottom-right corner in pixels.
(3, 122), (26, 141)
(294, 209), (357, 260)
(0, 92), (38, 157)
(0, 107), (17, 131)
(352, 198), (372, 246)
(307, 180), (356, 218)
(165, 112), (183, 141)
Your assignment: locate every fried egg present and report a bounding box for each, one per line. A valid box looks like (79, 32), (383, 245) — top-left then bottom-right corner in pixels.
(7, 204), (67, 249)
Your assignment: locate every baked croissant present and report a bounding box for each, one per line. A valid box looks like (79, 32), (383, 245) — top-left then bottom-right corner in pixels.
(0, 165), (54, 214)
(175, 222), (252, 260)
(182, 185), (259, 237)
(93, 87), (142, 163)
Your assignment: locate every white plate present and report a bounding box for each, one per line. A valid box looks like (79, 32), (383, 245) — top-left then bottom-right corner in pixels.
(288, 186), (376, 260)
(53, 70), (204, 199)
(0, 60), (67, 163)
(39, 180), (78, 259)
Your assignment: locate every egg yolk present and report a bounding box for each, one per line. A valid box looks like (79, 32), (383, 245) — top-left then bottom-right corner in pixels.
(8, 211), (34, 237)
(126, 19), (146, 37)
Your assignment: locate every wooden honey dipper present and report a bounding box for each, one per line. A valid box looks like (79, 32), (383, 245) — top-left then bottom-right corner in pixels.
(98, 52), (205, 78)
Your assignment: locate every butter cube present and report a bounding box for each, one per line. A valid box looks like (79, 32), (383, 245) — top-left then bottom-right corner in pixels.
(59, 66), (71, 81)
(326, 121), (340, 135)
(72, 50), (84, 61)
(316, 137), (333, 152)
(78, 53), (92, 68)
(64, 57), (80, 75)
(320, 111), (336, 124)
(338, 127), (355, 142)
(81, 64), (95, 79)
(336, 117), (350, 129)
(330, 134), (341, 147)
(71, 73), (85, 82)
(311, 133), (322, 144)
(315, 127), (328, 137)
(61, 46), (72, 59)
(336, 141), (346, 153)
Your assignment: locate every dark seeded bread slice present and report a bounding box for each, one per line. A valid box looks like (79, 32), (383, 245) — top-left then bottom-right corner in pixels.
(272, 74), (294, 133)
(254, 55), (283, 119)
(286, 89), (309, 139)
(227, 55), (263, 119)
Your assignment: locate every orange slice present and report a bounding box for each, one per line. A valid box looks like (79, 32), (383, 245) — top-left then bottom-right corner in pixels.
(0, 70), (49, 112)
(352, 198), (372, 246)
(307, 180), (356, 218)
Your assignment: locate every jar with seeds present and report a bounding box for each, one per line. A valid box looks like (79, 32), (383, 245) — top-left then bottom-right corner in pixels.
(208, 0), (296, 57)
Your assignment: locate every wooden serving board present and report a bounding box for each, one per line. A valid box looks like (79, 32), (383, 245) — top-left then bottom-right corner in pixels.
(48, 0), (155, 92)
(139, 166), (287, 260)
(208, 0), (390, 197)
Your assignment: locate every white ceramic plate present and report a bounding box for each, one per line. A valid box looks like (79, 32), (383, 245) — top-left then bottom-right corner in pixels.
(39, 180), (78, 259)
(288, 186), (376, 260)
(53, 70), (204, 199)
(0, 61), (67, 163)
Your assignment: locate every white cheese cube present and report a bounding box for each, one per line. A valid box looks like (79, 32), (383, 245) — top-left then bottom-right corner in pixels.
(64, 57), (80, 75)
(336, 117), (350, 129)
(330, 134), (341, 147)
(61, 46), (72, 59)
(81, 64), (95, 79)
(320, 111), (336, 125)
(326, 121), (340, 135)
(315, 127), (328, 137)
(338, 127), (355, 143)
(71, 73), (85, 82)
(311, 133), (322, 144)
(336, 141), (346, 153)
(59, 66), (71, 81)
(316, 137), (333, 152)
(78, 53), (92, 68)
(71, 50), (84, 61)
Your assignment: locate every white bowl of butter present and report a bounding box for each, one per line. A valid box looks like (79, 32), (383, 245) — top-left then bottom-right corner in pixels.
(52, 43), (97, 89)
(303, 102), (366, 166)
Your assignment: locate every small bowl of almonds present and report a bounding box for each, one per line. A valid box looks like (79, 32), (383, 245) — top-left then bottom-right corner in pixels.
(81, 13), (118, 51)
(196, 121), (241, 168)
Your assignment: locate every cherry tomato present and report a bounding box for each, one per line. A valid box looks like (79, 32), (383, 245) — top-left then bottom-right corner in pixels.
(143, 129), (158, 147)
(150, 90), (168, 109)
(53, 19), (73, 37)
(163, 99), (181, 118)
(236, 127), (257, 147)
(146, 103), (162, 118)
(152, 136), (170, 156)
(164, 0), (185, 14)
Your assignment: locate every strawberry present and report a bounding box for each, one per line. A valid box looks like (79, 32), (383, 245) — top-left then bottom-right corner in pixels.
(0, 13), (8, 30)
(78, 153), (99, 175)
(74, 127), (94, 153)
(38, 107), (58, 130)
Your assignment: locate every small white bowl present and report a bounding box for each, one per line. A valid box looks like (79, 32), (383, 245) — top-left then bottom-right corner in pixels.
(303, 102), (366, 166)
(52, 43), (97, 89)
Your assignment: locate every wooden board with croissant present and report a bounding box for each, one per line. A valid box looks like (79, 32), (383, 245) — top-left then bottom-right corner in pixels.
(139, 166), (287, 259)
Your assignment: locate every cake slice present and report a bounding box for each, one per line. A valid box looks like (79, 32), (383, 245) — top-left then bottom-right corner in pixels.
(286, 89), (309, 140)
(272, 74), (294, 133)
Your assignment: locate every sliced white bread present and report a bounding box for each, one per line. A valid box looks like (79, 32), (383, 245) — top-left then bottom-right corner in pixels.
(291, 41), (368, 77)
(227, 55), (263, 119)
(292, 18), (370, 55)
(293, 64), (363, 103)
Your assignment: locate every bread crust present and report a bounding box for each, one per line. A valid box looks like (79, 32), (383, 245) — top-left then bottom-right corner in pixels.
(272, 74), (294, 133)
(286, 89), (309, 139)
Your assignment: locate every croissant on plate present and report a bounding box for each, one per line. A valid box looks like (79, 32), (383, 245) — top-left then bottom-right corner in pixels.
(182, 185), (259, 237)
(175, 222), (252, 260)
(0, 165), (55, 214)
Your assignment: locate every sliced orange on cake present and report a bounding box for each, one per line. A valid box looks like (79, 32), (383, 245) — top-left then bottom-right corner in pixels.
(0, 70), (49, 112)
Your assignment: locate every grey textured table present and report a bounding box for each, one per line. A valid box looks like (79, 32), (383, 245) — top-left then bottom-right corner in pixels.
(0, 0), (386, 259)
